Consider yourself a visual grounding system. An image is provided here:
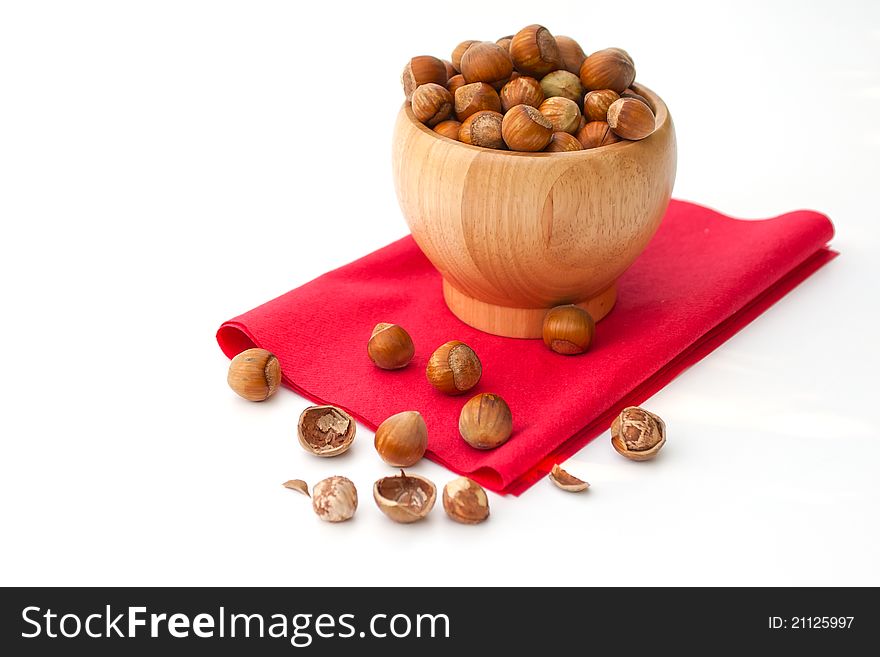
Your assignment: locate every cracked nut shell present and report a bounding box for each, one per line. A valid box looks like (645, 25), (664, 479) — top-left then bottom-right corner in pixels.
(297, 405), (356, 457)
(443, 477), (489, 524)
(459, 393), (512, 450)
(368, 323), (415, 370)
(227, 348), (281, 402)
(373, 470), (437, 523)
(542, 304), (595, 354)
(312, 476), (357, 522)
(426, 340), (482, 394)
(374, 411), (428, 467)
(611, 406), (666, 461)
(548, 464), (590, 492)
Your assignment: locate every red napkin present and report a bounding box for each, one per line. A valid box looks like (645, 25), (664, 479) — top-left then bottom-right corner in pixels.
(217, 200), (835, 495)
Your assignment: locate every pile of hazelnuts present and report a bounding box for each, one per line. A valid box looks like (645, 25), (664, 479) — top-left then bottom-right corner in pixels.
(401, 24), (656, 152)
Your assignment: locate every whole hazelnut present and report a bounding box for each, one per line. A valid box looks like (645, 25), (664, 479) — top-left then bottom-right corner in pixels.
(312, 476), (357, 522)
(434, 119), (462, 141)
(401, 55), (448, 101)
(579, 48), (635, 93)
(459, 393), (513, 450)
(607, 97), (655, 140)
(499, 76), (544, 113)
(610, 406), (666, 461)
(451, 40), (479, 72)
(426, 340), (482, 395)
(443, 477), (489, 524)
(373, 470), (436, 524)
(454, 82), (502, 121)
(297, 405), (356, 457)
(446, 73), (467, 97)
(576, 120), (621, 149)
(460, 41), (513, 88)
(555, 35), (587, 75)
(539, 70), (584, 103)
(544, 131), (583, 152)
(542, 304), (595, 354)
(458, 111), (505, 149)
(227, 348), (281, 401)
(502, 104), (553, 151)
(374, 410), (428, 467)
(411, 83), (454, 127)
(441, 59), (456, 80)
(367, 322), (414, 369)
(538, 97), (581, 135)
(510, 24), (562, 77)
(496, 35), (514, 52)
(583, 89), (620, 122)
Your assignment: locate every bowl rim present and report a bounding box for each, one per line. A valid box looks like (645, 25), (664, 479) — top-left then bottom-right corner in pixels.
(400, 82), (670, 157)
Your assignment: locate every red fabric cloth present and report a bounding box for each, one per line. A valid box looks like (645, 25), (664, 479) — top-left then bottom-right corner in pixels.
(217, 200), (835, 495)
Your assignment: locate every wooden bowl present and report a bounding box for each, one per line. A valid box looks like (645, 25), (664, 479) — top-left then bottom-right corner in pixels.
(391, 83), (676, 338)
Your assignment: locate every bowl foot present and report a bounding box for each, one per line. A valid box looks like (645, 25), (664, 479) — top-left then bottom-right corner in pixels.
(442, 280), (617, 339)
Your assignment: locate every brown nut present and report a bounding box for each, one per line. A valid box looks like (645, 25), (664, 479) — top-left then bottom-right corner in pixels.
(368, 323), (414, 370)
(312, 476), (357, 522)
(555, 35), (587, 75)
(610, 406), (666, 461)
(579, 48), (635, 93)
(451, 40), (479, 72)
(426, 340), (482, 394)
(539, 70), (584, 103)
(607, 97), (655, 140)
(459, 393), (512, 449)
(544, 132), (583, 152)
(446, 73), (467, 97)
(510, 24), (562, 77)
(374, 411), (428, 467)
(433, 119), (462, 140)
(496, 35), (513, 52)
(576, 120), (621, 149)
(548, 464), (590, 492)
(443, 477), (489, 524)
(583, 89), (620, 122)
(401, 55), (448, 101)
(458, 110), (505, 149)
(411, 83), (453, 127)
(373, 470), (436, 524)
(441, 59), (456, 80)
(297, 405), (356, 457)
(454, 82), (502, 121)
(499, 76), (544, 112)
(542, 304), (595, 354)
(227, 348), (281, 402)
(538, 97), (581, 135)
(502, 104), (553, 151)
(460, 41), (513, 88)
(621, 87), (651, 107)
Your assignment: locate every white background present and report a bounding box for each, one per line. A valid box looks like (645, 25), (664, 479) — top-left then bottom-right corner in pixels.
(1, 1), (878, 587)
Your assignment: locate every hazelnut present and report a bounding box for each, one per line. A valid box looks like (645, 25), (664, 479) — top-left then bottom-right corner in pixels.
(297, 405), (356, 457)
(460, 41), (513, 88)
(548, 464), (589, 492)
(446, 73), (467, 97)
(401, 55), (448, 101)
(441, 59), (456, 79)
(374, 410), (428, 467)
(373, 470), (436, 524)
(621, 87), (651, 107)
(502, 104), (553, 151)
(542, 304), (595, 354)
(607, 97), (655, 140)
(510, 24), (562, 77)
(454, 82), (502, 121)
(459, 393), (512, 450)
(538, 97), (581, 135)
(451, 40), (479, 72)
(368, 322), (414, 370)
(539, 70), (583, 103)
(544, 131), (583, 152)
(496, 35), (513, 52)
(555, 35), (587, 75)
(458, 111), (505, 149)
(610, 406), (666, 461)
(443, 477), (489, 524)
(312, 476), (357, 522)
(227, 348), (281, 402)
(579, 48), (635, 93)
(433, 119), (462, 141)
(411, 83), (454, 127)
(426, 340), (482, 394)
(499, 76), (544, 113)
(583, 89), (620, 122)
(576, 120), (621, 149)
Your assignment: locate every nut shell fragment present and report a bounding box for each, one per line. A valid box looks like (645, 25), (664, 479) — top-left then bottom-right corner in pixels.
(373, 471), (437, 523)
(282, 479), (310, 497)
(297, 405), (356, 457)
(442, 477), (489, 524)
(610, 406), (666, 461)
(548, 465), (589, 492)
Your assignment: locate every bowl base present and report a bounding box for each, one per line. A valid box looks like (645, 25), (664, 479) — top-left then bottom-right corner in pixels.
(442, 280), (617, 339)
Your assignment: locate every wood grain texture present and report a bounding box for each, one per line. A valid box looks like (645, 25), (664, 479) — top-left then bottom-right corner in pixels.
(392, 83), (676, 338)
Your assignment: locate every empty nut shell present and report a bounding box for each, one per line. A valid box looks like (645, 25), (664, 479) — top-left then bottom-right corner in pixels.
(579, 48), (635, 94)
(539, 70), (584, 103)
(368, 323), (415, 370)
(607, 97), (655, 140)
(499, 75), (544, 112)
(502, 104), (553, 152)
(454, 82), (502, 121)
(548, 464), (590, 492)
(555, 35), (587, 75)
(583, 89), (620, 122)
(227, 348), (281, 402)
(443, 477), (489, 524)
(459, 393), (513, 449)
(510, 24), (562, 78)
(411, 83), (454, 127)
(610, 406), (666, 461)
(401, 55), (448, 101)
(312, 476), (357, 522)
(297, 405), (356, 457)
(460, 41), (513, 88)
(458, 110), (505, 149)
(544, 132), (583, 152)
(539, 97), (581, 135)
(374, 411), (428, 467)
(426, 340), (482, 394)
(542, 304), (595, 354)
(576, 121), (621, 149)
(373, 470), (437, 523)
